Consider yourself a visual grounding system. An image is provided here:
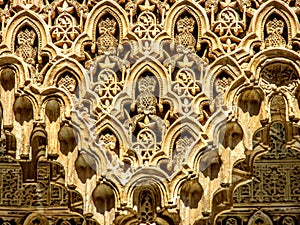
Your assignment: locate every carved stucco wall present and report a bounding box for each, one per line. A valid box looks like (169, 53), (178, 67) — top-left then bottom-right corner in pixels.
(0, 0), (300, 224)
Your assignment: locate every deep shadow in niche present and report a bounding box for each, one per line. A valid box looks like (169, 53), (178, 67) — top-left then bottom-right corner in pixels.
(58, 124), (77, 156)
(15, 25), (39, 64)
(220, 121), (243, 150)
(238, 88), (264, 116)
(21, 126), (47, 182)
(1, 67), (15, 91)
(92, 183), (115, 214)
(13, 97), (33, 125)
(180, 179), (203, 208)
(98, 128), (120, 157)
(45, 99), (60, 122)
(199, 149), (221, 180)
(174, 11), (198, 50)
(75, 153), (96, 184)
(264, 13), (288, 45)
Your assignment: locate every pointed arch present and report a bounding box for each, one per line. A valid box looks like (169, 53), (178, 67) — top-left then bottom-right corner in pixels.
(42, 58), (88, 97)
(161, 117), (202, 157)
(204, 56), (242, 101)
(249, 0), (299, 44)
(4, 10), (53, 51)
(166, 1), (209, 50)
(95, 115), (131, 149)
(84, 1), (129, 42)
(125, 168), (169, 208)
(248, 211), (273, 225)
(126, 59), (170, 98)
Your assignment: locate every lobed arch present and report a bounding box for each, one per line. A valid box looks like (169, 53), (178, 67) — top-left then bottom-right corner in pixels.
(4, 11), (54, 52)
(165, 0), (210, 50)
(249, 0), (299, 44)
(84, 1), (129, 42)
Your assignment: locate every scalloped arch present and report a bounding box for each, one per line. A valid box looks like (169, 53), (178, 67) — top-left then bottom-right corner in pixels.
(248, 50), (300, 81)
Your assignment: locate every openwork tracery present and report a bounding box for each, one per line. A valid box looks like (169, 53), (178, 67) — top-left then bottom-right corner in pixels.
(0, 0), (300, 224)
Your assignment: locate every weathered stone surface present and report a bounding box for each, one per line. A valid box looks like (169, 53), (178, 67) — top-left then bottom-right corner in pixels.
(0, 0), (300, 224)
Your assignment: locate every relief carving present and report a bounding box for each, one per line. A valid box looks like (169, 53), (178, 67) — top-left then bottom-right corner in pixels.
(1, 0), (300, 224)
(15, 29), (37, 65)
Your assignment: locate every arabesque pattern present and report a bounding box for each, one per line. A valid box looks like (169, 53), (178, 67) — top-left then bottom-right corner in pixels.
(0, 0), (300, 224)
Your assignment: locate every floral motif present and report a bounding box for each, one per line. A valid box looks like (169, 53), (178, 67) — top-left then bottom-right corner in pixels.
(175, 17), (197, 52)
(265, 18), (286, 48)
(15, 29), (37, 65)
(97, 18), (118, 54)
